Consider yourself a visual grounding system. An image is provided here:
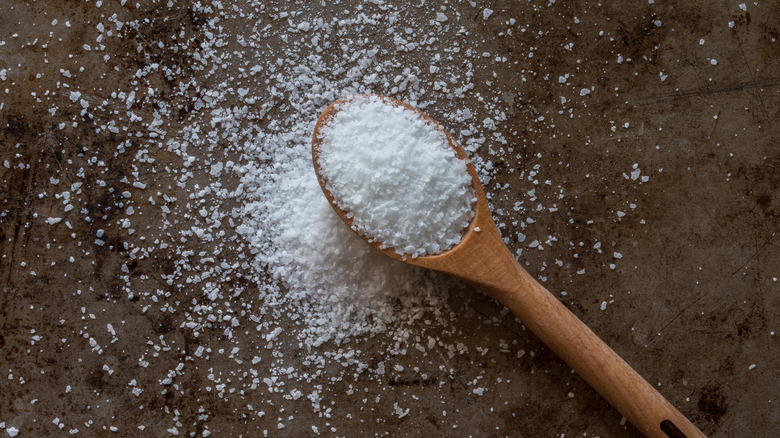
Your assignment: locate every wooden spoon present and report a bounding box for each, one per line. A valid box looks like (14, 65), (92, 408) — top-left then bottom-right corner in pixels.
(311, 94), (706, 438)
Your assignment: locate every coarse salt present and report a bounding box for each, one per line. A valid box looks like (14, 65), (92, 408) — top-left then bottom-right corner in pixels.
(317, 96), (475, 258)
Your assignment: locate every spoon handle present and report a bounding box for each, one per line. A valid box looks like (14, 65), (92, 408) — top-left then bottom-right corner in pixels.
(470, 252), (706, 438)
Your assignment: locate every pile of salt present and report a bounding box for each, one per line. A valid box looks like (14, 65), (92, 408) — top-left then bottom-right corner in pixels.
(316, 96), (476, 258)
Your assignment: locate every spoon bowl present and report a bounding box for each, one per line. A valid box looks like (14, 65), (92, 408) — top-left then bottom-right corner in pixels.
(312, 94), (706, 438)
(311, 94), (489, 265)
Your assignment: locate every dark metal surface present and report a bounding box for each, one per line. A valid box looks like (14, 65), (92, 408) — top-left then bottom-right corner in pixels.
(1, 0), (778, 436)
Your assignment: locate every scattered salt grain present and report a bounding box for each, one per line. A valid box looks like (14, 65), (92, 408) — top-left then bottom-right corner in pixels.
(2, 1), (728, 435)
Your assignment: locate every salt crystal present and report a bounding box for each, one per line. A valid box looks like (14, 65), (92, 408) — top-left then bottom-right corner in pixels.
(317, 96), (475, 258)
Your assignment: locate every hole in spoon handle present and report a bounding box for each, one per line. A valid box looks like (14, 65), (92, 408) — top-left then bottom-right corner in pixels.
(660, 420), (689, 438)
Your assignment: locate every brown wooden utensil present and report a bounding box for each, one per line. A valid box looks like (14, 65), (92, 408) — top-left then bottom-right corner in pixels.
(312, 94), (706, 438)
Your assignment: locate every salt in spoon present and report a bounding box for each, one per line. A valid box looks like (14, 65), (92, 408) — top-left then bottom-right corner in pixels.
(312, 94), (706, 438)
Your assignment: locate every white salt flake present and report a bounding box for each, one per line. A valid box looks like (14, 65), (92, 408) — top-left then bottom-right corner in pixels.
(317, 96), (475, 258)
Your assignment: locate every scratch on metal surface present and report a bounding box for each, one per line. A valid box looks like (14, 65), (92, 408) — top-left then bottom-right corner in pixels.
(635, 78), (780, 106)
(730, 232), (776, 276)
(646, 293), (709, 346)
(728, 6), (771, 118)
